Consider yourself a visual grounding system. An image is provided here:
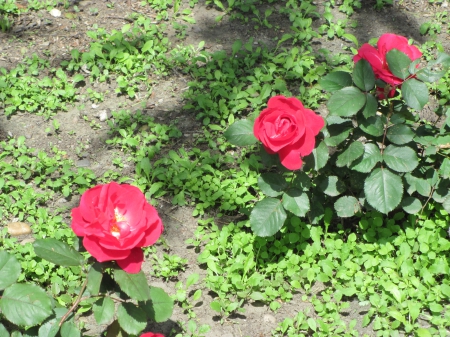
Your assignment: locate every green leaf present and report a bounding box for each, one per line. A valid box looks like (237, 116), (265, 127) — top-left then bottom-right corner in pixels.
(146, 286), (174, 323)
(327, 87), (366, 117)
(364, 168), (403, 214)
(250, 198), (287, 237)
(336, 141), (364, 167)
(439, 158), (450, 179)
(210, 301), (222, 313)
(350, 143), (382, 173)
(113, 269), (151, 301)
(258, 173), (288, 197)
(318, 176), (345, 197)
(318, 71), (353, 92)
(33, 238), (83, 266)
(408, 301), (421, 322)
(186, 273), (200, 288)
(402, 79), (429, 111)
(282, 189), (310, 217)
(224, 119), (257, 146)
(383, 145), (418, 172)
(0, 284), (53, 326)
(388, 310), (405, 324)
(401, 197), (422, 214)
(304, 141), (329, 170)
(361, 93), (378, 118)
(93, 297), (115, 325)
(231, 39), (242, 56)
(87, 262), (103, 296)
(0, 251), (21, 290)
(324, 126), (352, 147)
(72, 74), (84, 83)
(117, 303), (146, 335)
(60, 322), (80, 337)
(386, 49), (412, 80)
(416, 328), (432, 337)
(353, 59), (375, 91)
(359, 115), (385, 137)
(0, 324), (9, 337)
(334, 196), (361, 217)
(386, 124), (415, 145)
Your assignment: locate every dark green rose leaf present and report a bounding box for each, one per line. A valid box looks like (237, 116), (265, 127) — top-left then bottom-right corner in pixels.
(327, 87), (366, 117)
(364, 168), (403, 214)
(402, 79), (429, 111)
(60, 322), (81, 337)
(359, 115), (385, 137)
(386, 124), (415, 145)
(258, 173), (288, 197)
(416, 68), (447, 83)
(224, 119), (257, 146)
(250, 198), (287, 237)
(87, 262), (103, 296)
(0, 251), (21, 291)
(350, 143), (382, 173)
(145, 286), (174, 323)
(304, 141), (329, 170)
(386, 49), (412, 80)
(401, 197), (422, 214)
(361, 93), (378, 119)
(324, 125), (352, 147)
(0, 284), (53, 327)
(113, 269), (151, 301)
(318, 71), (353, 92)
(334, 196), (361, 217)
(404, 173), (431, 197)
(336, 141), (364, 167)
(353, 59), (375, 91)
(383, 145), (418, 172)
(33, 238), (83, 267)
(440, 158), (450, 179)
(318, 176), (346, 197)
(93, 297), (115, 325)
(117, 303), (146, 335)
(282, 189), (310, 217)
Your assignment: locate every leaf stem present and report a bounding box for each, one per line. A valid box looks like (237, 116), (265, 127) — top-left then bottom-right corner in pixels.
(59, 276), (88, 327)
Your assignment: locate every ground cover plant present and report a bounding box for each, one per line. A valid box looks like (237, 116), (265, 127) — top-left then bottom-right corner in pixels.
(1, 0), (450, 336)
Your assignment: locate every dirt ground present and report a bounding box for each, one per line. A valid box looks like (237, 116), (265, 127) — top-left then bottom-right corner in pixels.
(1, 0), (449, 336)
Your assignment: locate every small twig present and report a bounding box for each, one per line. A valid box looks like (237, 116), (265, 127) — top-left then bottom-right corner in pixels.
(59, 277), (88, 327)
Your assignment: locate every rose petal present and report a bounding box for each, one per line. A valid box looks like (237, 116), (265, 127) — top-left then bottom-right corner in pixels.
(278, 147), (303, 170)
(117, 248), (144, 273)
(83, 236), (131, 262)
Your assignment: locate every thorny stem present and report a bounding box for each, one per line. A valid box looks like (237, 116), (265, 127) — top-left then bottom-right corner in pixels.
(59, 276), (88, 327)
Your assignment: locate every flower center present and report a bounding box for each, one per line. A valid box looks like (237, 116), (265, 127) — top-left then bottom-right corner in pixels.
(272, 117), (293, 138)
(110, 208), (129, 239)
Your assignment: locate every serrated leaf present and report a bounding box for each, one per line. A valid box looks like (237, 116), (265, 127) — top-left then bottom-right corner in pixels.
(113, 269), (150, 301)
(319, 71), (353, 92)
(402, 78), (429, 111)
(318, 176), (345, 197)
(327, 87), (366, 117)
(386, 124), (414, 145)
(33, 239), (83, 266)
(145, 286), (174, 323)
(60, 322), (80, 337)
(93, 297), (115, 325)
(386, 49), (412, 79)
(353, 59), (375, 91)
(401, 197), (422, 214)
(383, 145), (418, 172)
(250, 198), (287, 237)
(336, 141), (364, 167)
(224, 119), (257, 146)
(304, 141), (329, 170)
(334, 196), (361, 217)
(0, 284), (53, 326)
(361, 93), (378, 118)
(324, 126), (352, 147)
(87, 262), (103, 296)
(440, 158), (450, 179)
(350, 143), (382, 173)
(359, 115), (384, 137)
(258, 173), (288, 197)
(365, 168), (403, 214)
(0, 251), (21, 290)
(282, 189), (310, 217)
(117, 303), (146, 335)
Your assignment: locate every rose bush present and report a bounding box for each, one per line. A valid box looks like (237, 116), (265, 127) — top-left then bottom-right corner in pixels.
(253, 95), (324, 170)
(71, 182), (163, 273)
(354, 33), (422, 90)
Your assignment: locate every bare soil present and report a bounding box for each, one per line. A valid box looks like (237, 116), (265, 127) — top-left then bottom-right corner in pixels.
(1, 0), (449, 336)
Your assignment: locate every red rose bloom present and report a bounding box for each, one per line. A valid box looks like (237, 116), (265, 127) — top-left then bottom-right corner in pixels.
(354, 33), (422, 86)
(71, 182), (163, 273)
(253, 96), (324, 170)
(141, 333), (165, 337)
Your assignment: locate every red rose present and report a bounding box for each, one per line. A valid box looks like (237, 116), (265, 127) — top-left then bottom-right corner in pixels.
(253, 96), (324, 170)
(71, 182), (163, 273)
(354, 33), (422, 86)
(141, 333), (165, 337)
